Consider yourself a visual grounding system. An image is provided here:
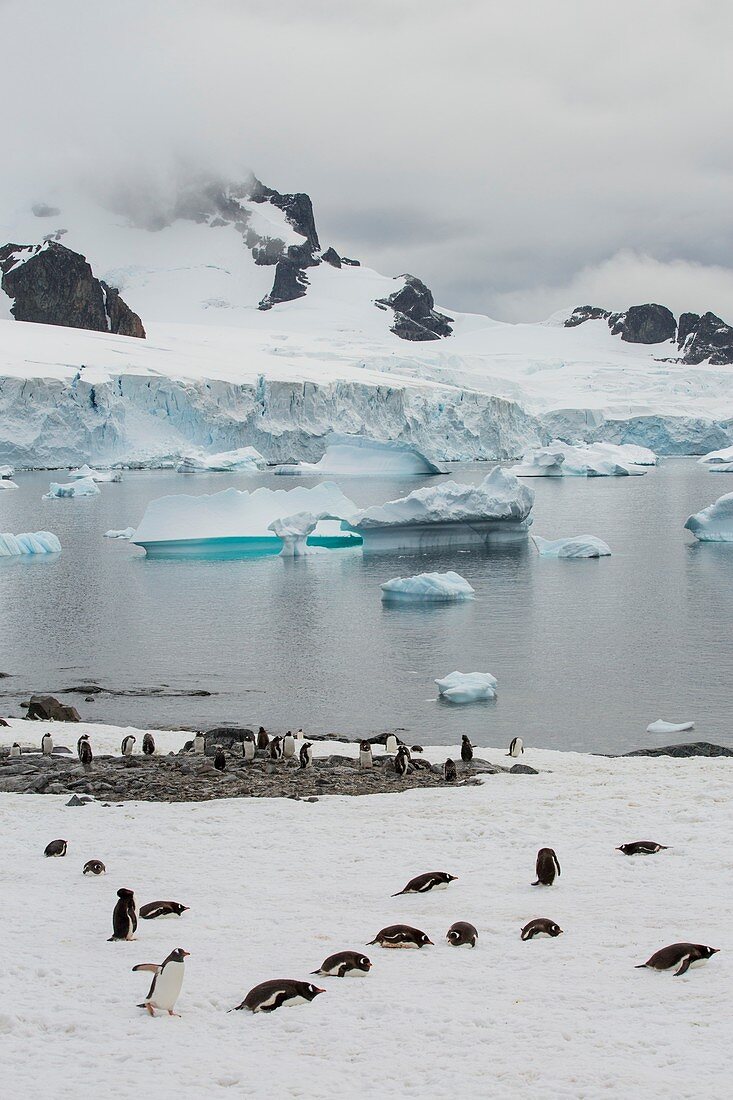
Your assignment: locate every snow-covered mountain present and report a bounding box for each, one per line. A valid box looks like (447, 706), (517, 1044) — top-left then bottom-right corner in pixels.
(1, 174), (732, 468)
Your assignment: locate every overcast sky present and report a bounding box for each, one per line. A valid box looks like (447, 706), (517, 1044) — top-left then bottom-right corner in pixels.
(4, 0), (733, 321)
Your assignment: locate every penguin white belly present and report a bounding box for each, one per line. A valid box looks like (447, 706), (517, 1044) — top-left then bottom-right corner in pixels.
(421, 881), (448, 891)
(359, 753), (372, 768)
(149, 962), (184, 1010)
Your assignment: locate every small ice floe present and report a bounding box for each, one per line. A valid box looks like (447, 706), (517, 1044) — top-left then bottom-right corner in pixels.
(68, 464), (122, 482)
(0, 531), (62, 556)
(43, 477), (100, 499)
(380, 571), (475, 601)
(176, 447), (266, 473)
(0, 464), (14, 478)
(532, 535), (611, 558)
(512, 440), (651, 477)
(435, 670), (497, 703)
(684, 492), (733, 541)
(646, 719), (695, 735)
(104, 527), (136, 540)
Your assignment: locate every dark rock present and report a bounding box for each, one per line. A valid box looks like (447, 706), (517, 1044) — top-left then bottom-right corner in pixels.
(678, 311), (733, 365)
(564, 305), (612, 328)
(26, 695), (81, 722)
(259, 259), (310, 310)
(247, 176), (320, 252)
(204, 727), (253, 753)
(509, 763), (539, 774)
(625, 741), (733, 758)
(340, 256), (360, 267)
(609, 304), (676, 344)
(677, 312), (700, 349)
(321, 247), (342, 268)
(66, 794), (94, 806)
(101, 282), (146, 338)
(375, 274), (453, 341)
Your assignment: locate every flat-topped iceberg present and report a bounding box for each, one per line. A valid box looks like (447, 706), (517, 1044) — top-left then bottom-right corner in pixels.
(43, 477), (100, 499)
(275, 435), (447, 477)
(176, 447), (266, 474)
(698, 445), (733, 466)
(0, 531), (62, 556)
(512, 440), (650, 477)
(380, 571), (475, 601)
(684, 492), (733, 542)
(646, 719), (695, 735)
(435, 670), (497, 703)
(104, 527), (136, 540)
(532, 534), (611, 558)
(68, 464), (122, 483)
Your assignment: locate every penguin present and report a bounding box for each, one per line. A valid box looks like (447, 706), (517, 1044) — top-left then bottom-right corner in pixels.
(257, 726), (269, 751)
(299, 742), (313, 769)
(617, 841), (669, 856)
(359, 741), (373, 769)
(367, 925), (433, 949)
(392, 871), (457, 896)
(193, 732), (205, 755)
(10, 742), (21, 758)
(283, 732), (296, 760)
(269, 736), (283, 761)
(108, 888), (137, 941)
(44, 839), (67, 857)
(444, 759), (457, 782)
(232, 979), (325, 1013)
(140, 900), (189, 920)
(532, 847), (561, 886)
(41, 732), (54, 756)
(461, 735), (473, 763)
(296, 728), (304, 741)
(394, 745), (410, 777)
(214, 746), (226, 771)
(243, 738), (255, 762)
(76, 733), (91, 761)
(521, 918), (563, 940)
(79, 738), (93, 766)
(83, 859), (106, 876)
(636, 943), (719, 977)
(121, 735), (136, 756)
(507, 737), (524, 758)
(312, 951), (372, 978)
(142, 733), (156, 756)
(385, 733), (398, 754)
(133, 947), (189, 1016)
(446, 921), (478, 947)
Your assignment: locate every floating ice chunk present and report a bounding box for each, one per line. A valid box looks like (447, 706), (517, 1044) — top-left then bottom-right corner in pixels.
(268, 511), (362, 556)
(646, 719), (695, 735)
(512, 440), (648, 477)
(68, 464), (122, 482)
(592, 442), (658, 466)
(381, 571), (475, 601)
(176, 447), (266, 473)
(709, 463), (733, 473)
(698, 445), (733, 465)
(0, 464), (14, 478)
(275, 435), (447, 477)
(532, 535), (611, 558)
(684, 492), (733, 542)
(104, 527), (136, 540)
(0, 478), (19, 490)
(43, 477), (100, 499)
(435, 670), (497, 703)
(0, 531), (62, 555)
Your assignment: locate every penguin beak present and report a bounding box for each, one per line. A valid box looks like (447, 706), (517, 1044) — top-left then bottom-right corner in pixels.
(314, 987), (325, 995)
(425, 939), (434, 946)
(181, 950), (191, 957)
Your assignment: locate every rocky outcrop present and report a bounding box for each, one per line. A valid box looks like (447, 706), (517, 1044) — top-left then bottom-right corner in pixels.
(258, 259), (310, 310)
(26, 695), (81, 722)
(677, 311), (733, 365)
(564, 305), (611, 328)
(0, 242), (145, 338)
(321, 247), (342, 268)
(608, 304), (676, 344)
(375, 274), (454, 341)
(566, 300), (733, 362)
(625, 741), (733, 758)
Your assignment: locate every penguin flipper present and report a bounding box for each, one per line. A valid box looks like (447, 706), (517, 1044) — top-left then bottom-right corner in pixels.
(634, 963), (649, 969)
(674, 954), (695, 977)
(390, 890), (405, 897)
(132, 964), (160, 974)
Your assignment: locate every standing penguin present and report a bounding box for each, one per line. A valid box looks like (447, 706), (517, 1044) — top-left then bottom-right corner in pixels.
(41, 732), (54, 756)
(214, 746), (226, 771)
(461, 736), (473, 763)
(10, 742), (21, 758)
(193, 732), (205, 755)
(269, 736), (283, 762)
(79, 738), (93, 766)
(299, 742), (313, 769)
(134, 947), (189, 1016)
(77, 733), (91, 761)
(257, 726), (269, 751)
(532, 848), (561, 887)
(507, 737), (524, 758)
(243, 738), (255, 762)
(385, 734), (398, 755)
(296, 728), (304, 741)
(444, 759), (457, 781)
(142, 733), (156, 756)
(108, 888), (137, 941)
(121, 735), (136, 756)
(394, 745), (410, 777)
(283, 732), (296, 760)
(359, 741), (373, 769)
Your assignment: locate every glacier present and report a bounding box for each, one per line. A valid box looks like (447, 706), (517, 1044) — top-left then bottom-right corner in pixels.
(684, 492), (733, 542)
(43, 476), (100, 499)
(0, 530), (62, 556)
(532, 534), (612, 558)
(435, 670), (498, 703)
(176, 446), (266, 474)
(275, 435), (447, 477)
(512, 440), (649, 477)
(380, 571), (475, 601)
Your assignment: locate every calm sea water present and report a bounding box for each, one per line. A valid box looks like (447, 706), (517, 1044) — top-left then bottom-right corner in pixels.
(1, 461), (731, 753)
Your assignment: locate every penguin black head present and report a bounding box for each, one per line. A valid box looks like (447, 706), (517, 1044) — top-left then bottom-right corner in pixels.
(360, 740), (371, 751)
(170, 948), (190, 961)
(358, 956), (372, 970)
(117, 888), (134, 900)
(417, 932), (433, 946)
(700, 946), (719, 958)
(304, 983), (325, 1000)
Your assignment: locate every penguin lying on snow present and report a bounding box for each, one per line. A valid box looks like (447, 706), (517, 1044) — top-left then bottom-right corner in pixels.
(83, 859), (106, 876)
(617, 841), (669, 856)
(312, 951), (372, 977)
(392, 871), (457, 896)
(446, 921), (478, 947)
(532, 847), (561, 886)
(133, 948), (189, 1016)
(108, 888), (137, 941)
(636, 943), (719, 977)
(368, 925), (433, 949)
(140, 901), (189, 920)
(521, 918), (563, 940)
(44, 839), (67, 857)
(142, 733), (155, 756)
(232, 979), (325, 1013)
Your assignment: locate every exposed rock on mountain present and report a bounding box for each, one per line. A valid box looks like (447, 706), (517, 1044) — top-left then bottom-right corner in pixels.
(565, 300), (733, 362)
(608, 303), (676, 344)
(375, 274), (454, 341)
(258, 258), (310, 310)
(0, 242), (145, 337)
(564, 305), (611, 328)
(677, 311), (733, 365)
(321, 246), (342, 268)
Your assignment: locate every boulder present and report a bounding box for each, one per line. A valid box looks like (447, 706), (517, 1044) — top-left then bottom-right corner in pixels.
(678, 311), (733, 366)
(321, 246), (342, 268)
(340, 256), (360, 266)
(375, 274), (454, 341)
(677, 311), (701, 349)
(563, 305), (612, 328)
(609, 303), (676, 344)
(204, 727), (254, 753)
(26, 695), (81, 722)
(625, 741), (733, 758)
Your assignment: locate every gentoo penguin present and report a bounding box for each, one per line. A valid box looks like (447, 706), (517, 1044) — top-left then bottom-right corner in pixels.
(446, 921), (478, 947)
(617, 841), (669, 856)
(359, 741), (373, 769)
(108, 888), (137, 941)
(299, 742), (313, 769)
(444, 759), (457, 782)
(385, 733), (398, 755)
(44, 839), (67, 857)
(283, 731), (296, 759)
(121, 735), (136, 756)
(243, 738), (255, 762)
(296, 728), (304, 740)
(368, 924), (433, 949)
(521, 918), (563, 940)
(461, 735), (473, 763)
(232, 978), (325, 1013)
(636, 942), (719, 976)
(79, 738), (93, 766)
(214, 746), (226, 771)
(142, 733), (155, 756)
(10, 742), (21, 757)
(76, 733), (91, 761)
(83, 859), (106, 876)
(532, 847), (561, 887)
(133, 947), (189, 1016)
(392, 871), (457, 896)
(394, 745), (410, 777)
(140, 900), (189, 920)
(269, 736), (283, 761)
(507, 737), (524, 758)
(257, 726), (269, 751)
(41, 732), (54, 756)
(312, 951), (372, 978)
(193, 732), (205, 755)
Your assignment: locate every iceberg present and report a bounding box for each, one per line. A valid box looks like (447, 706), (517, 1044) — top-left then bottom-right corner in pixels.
(698, 445), (733, 466)
(43, 477), (100, 499)
(0, 479), (19, 490)
(68, 464), (122, 482)
(646, 719), (695, 735)
(0, 531), (62, 556)
(268, 512), (362, 556)
(0, 464), (14, 478)
(709, 463), (733, 473)
(104, 527), (136, 540)
(274, 435), (447, 477)
(532, 534), (612, 558)
(512, 440), (649, 477)
(380, 571), (475, 601)
(176, 447), (266, 473)
(435, 670), (497, 703)
(684, 492), (733, 542)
